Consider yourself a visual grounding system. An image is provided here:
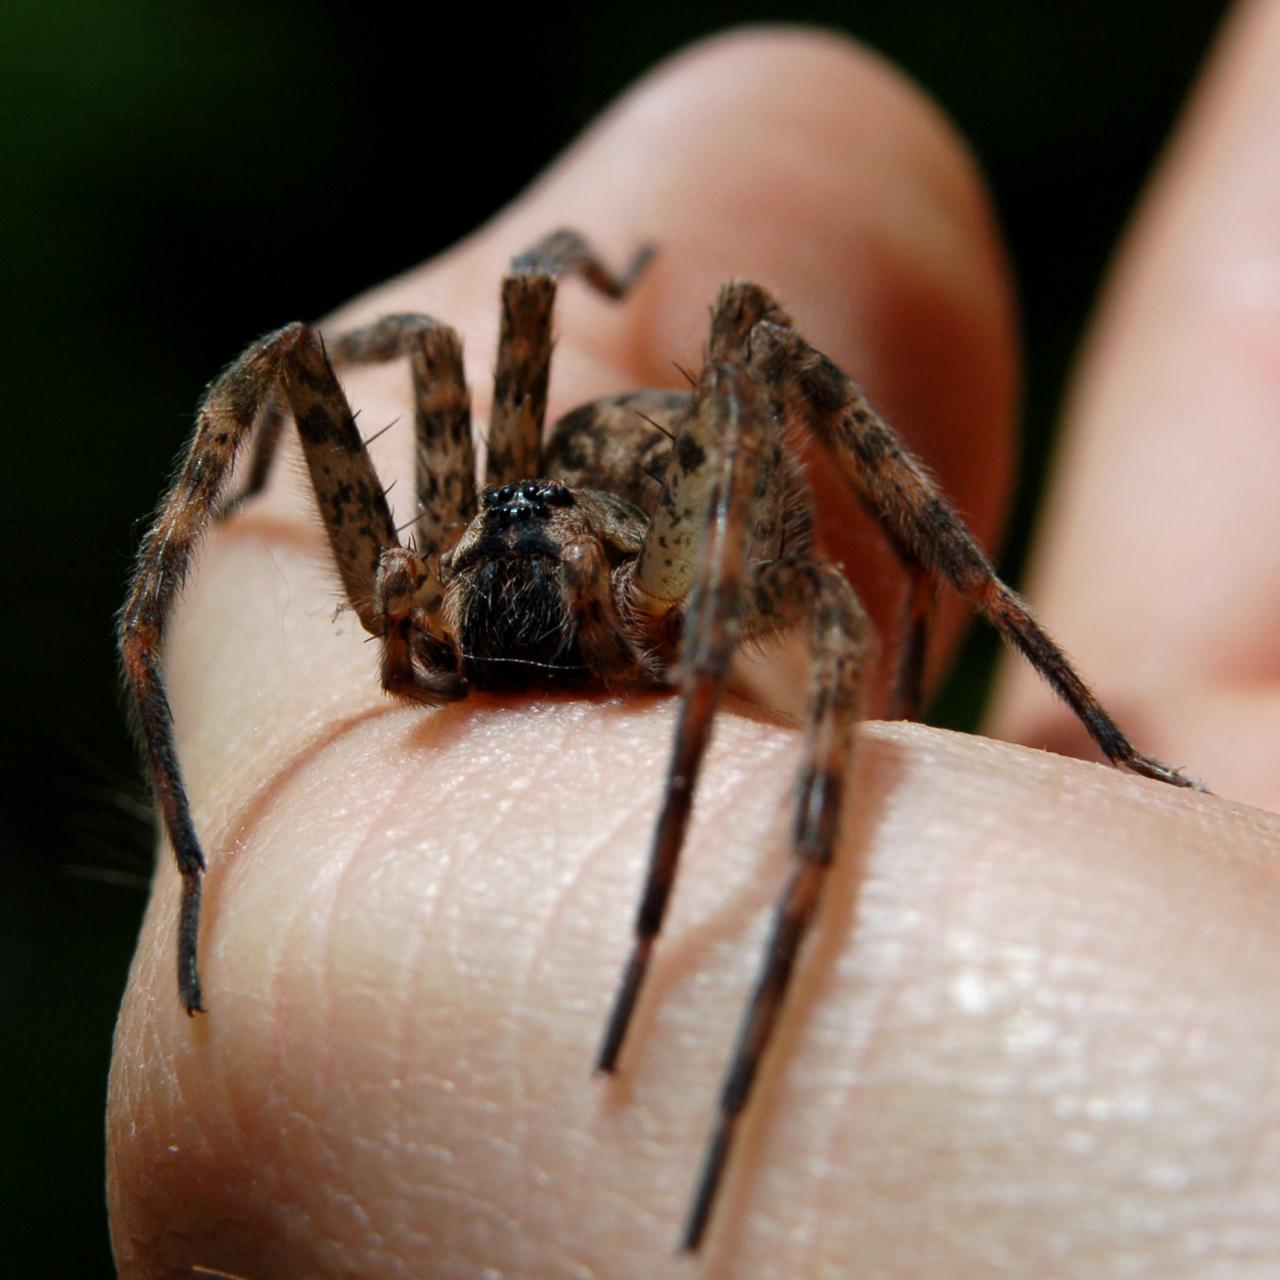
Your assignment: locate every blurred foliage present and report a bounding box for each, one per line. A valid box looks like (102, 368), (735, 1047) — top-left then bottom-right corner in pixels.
(1, 1), (1227, 1272)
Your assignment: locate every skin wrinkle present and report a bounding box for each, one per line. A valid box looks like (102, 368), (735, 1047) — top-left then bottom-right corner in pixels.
(424, 743), (560, 1260)
(390, 773), (464, 1241)
(392, 792), (481, 1243)
(315, 757), (428, 1233)
(210, 726), (401, 1268)
(120, 716), (1280, 1274)
(510, 708), (682, 1250)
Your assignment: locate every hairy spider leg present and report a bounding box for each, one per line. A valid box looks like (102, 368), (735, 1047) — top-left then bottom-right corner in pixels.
(599, 284), (812, 1076)
(595, 339), (877, 1249)
(232, 394), (285, 509)
(683, 557), (873, 1251)
(597, 365), (780, 1074)
(488, 228), (654, 487)
(119, 323), (463, 1013)
(322, 315), (477, 622)
(750, 316), (1202, 790)
(226, 312), (476, 625)
(887, 561), (933, 721)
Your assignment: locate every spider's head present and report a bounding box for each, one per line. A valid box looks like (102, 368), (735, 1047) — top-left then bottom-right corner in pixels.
(441, 479), (647, 691)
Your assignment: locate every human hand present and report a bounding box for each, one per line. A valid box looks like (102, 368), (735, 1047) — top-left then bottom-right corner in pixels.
(108, 18), (1280, 1278)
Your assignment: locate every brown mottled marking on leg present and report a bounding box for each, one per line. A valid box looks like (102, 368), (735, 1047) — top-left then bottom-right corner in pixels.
(752, 320), (1202, 790)
(708, 279), (792, 367)
(409, 327), (475, 617)
(510, 227), (655, 300)
(684, 559), (873, 1252)
(226, 313), (475, 517)
(282, 330), (465, 693)
(486, 229), (655, 489)
(327, 313), (476, 622)
(119, 323), (304, 1012)
(121, 321), (467, 1012)
(598, 366), (767, 1074)
(486, 273), (555, 487)
(326, 313), (450, 366)
(630, 374), (748, 615)
(631, 283), (803, 617)
(283, 329), (400, 632)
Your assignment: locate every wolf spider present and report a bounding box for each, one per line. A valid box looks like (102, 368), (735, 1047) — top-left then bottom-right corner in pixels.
(120, 228), (1199, 1251)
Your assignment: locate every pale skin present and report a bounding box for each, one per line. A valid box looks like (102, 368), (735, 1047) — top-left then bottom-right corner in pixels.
(109, 12), (1280, 1279)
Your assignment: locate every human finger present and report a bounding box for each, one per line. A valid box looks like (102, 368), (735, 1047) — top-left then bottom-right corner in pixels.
(991, 0), (1280, 810)
(108, 28), (1019, 1276)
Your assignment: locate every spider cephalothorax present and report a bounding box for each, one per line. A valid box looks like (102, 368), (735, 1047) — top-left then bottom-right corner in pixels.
(443, 479), (651, 690)
(120, 228), (1201, 1251)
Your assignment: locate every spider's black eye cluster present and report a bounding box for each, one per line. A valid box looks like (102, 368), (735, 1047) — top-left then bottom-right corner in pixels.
(483, 480), (574, 525)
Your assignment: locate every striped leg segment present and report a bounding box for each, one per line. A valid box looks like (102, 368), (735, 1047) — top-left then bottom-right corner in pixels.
(682, 560), (872, 1250)
(486, 229), (654, 488)
(597, 364), (771, 1074)
(327, 313), (476, 621)
(751, 320), (1202, 790)
(119, 322), (461, 1012)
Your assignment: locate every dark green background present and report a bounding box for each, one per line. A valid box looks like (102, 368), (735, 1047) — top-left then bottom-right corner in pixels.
(1, 1), (1230, 1272)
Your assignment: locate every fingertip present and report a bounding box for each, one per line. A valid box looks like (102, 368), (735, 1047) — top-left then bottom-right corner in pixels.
(991, 2), (1280, 796)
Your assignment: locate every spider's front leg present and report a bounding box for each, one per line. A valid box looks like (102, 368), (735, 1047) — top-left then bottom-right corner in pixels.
(597, 281), (819, 1075)
(596, 351), (876, 1249)
(487, 228), (653, 486)
(597, 362), (778, 1074)
(683, 558), (872, 1251)
(120, 322), (464, 1012)
(749, 310), (1204, 791)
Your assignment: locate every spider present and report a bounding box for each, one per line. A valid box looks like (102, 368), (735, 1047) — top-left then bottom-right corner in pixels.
(119, 228), (1200, 1252)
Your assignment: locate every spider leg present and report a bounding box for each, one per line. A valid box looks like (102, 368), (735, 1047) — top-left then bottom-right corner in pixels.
(626, 285), (798, 622)
(217, 313), (476, 608)
(597, 364), (771, 1073)
(888, 560), (932, 721)
(327, 315), (476, 620)
(119, 323), (461, 1012)
(486, 229), (653, 488)
(216, 394), (284, 516)
(122, 327), (298, 1011)
(750, 315), (1203, 790)
(683, 558), (873, 1252)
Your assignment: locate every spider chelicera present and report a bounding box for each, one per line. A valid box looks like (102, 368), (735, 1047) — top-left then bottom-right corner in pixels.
(119, 228), (1200, 1251)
